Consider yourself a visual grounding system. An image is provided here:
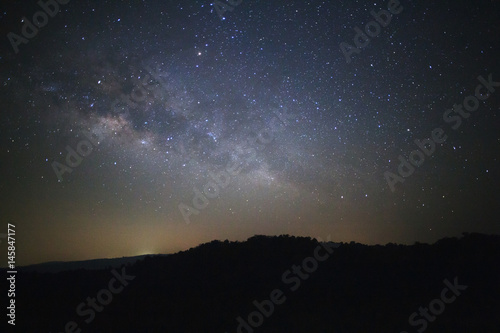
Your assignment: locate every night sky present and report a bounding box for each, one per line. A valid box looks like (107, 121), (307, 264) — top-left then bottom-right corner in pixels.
(1, 0), (499, 266)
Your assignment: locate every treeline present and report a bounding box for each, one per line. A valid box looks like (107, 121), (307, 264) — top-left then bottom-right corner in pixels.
(3, 233), (500, 332)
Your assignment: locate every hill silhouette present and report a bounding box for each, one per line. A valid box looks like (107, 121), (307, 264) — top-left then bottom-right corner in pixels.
(15, 254), (166, 273)
(2, 233), (499, 332)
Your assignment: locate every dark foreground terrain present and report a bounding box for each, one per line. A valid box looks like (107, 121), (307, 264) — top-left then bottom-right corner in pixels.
(3, 233), (500, 332)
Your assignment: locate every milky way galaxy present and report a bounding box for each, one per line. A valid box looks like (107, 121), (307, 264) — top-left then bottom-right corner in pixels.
(1, 0), (499, 265)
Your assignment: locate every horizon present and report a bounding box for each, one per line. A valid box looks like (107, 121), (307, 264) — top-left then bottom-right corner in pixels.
(2, 231), (489, 268)
(10, 230), (500, 332)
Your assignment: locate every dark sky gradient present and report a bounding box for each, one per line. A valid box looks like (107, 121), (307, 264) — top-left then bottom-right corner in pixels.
(1, 0), (499, 266)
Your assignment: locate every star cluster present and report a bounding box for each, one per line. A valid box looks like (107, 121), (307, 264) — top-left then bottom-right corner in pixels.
(1, 0), (499, 265)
